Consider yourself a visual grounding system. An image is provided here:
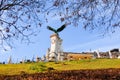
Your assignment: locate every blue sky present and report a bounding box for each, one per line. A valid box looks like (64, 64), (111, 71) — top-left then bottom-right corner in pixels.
(0, 15), (120, 63)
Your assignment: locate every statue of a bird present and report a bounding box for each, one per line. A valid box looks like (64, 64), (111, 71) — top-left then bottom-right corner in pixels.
(47, 24), (66, 36)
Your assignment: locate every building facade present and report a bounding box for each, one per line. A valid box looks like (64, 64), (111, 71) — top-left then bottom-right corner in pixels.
(46, 34), (120, 62)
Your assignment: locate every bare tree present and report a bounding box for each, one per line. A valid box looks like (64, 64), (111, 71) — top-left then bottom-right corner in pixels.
(0, 0), (45, 49)
(0, 0), (120, 49)
(45, 0), (120, 33)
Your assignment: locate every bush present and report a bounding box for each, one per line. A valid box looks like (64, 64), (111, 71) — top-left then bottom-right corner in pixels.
(29, 63), (47, 72)
(47, 67), (55, 72)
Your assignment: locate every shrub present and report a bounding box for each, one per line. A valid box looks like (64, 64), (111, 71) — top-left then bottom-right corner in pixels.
(29, 63), (47, 72)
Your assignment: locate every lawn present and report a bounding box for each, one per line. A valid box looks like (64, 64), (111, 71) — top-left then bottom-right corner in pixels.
(0, 59), (120, 75)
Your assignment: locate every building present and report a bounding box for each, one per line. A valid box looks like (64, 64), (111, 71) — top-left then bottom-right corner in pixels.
(46, 33), (94, 61)
(93, 48), (120, 59)
(46, 33), (120, 61)
(63, 52), (93, 60)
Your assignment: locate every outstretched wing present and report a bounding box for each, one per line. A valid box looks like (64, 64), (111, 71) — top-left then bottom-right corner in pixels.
(57, 24), (66, 32)
(47, 26), (57, 33)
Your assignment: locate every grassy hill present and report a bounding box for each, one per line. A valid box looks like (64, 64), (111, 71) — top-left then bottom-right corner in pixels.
(1, 59), (120, 75)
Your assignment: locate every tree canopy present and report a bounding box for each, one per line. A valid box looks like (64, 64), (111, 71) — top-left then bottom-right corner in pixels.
(0, 0), (120, 49)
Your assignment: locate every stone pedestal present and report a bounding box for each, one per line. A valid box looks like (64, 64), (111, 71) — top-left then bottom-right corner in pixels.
(46, 34), (64, 61)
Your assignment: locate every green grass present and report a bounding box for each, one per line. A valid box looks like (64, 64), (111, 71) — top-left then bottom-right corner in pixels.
(1, 59), (120, 75)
